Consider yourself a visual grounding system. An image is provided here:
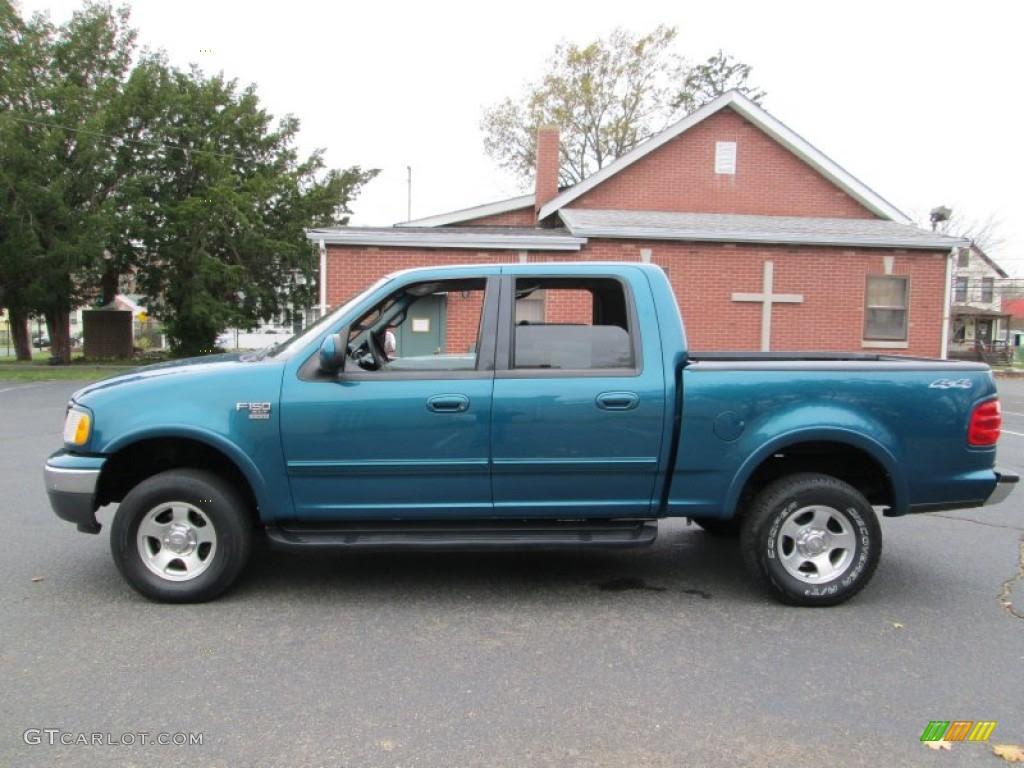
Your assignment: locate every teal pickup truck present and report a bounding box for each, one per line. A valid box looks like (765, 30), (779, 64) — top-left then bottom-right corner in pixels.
(44, 263), (1017, 605)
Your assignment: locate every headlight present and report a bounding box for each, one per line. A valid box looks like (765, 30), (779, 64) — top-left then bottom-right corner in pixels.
(63, 408), (92, 447)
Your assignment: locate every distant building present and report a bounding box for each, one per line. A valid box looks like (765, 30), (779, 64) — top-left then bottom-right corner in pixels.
(948, 244), (1012, 361)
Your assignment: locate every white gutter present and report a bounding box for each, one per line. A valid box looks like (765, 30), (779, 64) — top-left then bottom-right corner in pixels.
(318, 238), (326, 316)
(306, 229), (586, 251)
(560, 225), (965, 250)
(940, 248), (954, 359)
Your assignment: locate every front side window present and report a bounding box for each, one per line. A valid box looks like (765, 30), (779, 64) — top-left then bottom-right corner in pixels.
(511, 277), (635, 370)
(346, 278), (486, 373)
(864, 275), (909, 341)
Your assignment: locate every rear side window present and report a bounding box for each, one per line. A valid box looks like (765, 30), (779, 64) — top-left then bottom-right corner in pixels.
(512, 277), (635, 370)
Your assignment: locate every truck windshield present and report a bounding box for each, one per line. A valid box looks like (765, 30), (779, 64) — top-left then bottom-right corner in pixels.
(263, 276), (393, 360)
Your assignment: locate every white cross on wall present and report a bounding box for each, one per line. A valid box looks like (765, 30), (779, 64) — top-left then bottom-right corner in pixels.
(731, 260), (804, 351)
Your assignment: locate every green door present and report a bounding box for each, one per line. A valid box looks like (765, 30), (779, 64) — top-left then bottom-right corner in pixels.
(395, 293), (446, 358)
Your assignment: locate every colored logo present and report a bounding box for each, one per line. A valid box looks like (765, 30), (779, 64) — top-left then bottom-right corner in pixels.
(921, 721), (997, 742)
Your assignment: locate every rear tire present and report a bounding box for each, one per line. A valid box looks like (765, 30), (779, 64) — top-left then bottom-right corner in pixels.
(110, 469), (253, 603)
(740, 473), (881, 606)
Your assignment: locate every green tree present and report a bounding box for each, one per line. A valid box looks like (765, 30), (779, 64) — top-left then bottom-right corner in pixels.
(0, 1), (137, 363)
(481, 25), (766, 186)
(0, 0), (50, 360)
(675, 49), (767, 113)
(0, 1), (377, 361)
(128, 64), (377, 356)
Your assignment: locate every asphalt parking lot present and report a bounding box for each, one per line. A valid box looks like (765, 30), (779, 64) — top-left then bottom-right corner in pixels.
(1, 378), (1022, 767)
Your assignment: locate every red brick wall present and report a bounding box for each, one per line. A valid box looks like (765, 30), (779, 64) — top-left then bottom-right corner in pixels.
(542, 289), (593, 324)
(571, 108), (878, 219)
(452, 207), (535, 227)
(326, 242), (948, 357)
(445, 290), (484, 354)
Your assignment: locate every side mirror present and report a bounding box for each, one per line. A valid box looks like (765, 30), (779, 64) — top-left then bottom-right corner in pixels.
(318, 332), (346, 374)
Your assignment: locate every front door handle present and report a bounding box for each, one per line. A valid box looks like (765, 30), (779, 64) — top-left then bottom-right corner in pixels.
(427, 394), (470, 413)
(596, 391), (639, 411)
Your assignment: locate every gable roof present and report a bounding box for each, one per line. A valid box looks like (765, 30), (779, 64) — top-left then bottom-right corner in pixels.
(398, 193), (534, 228)
(538, 90), (912, 224)
(559, 209), (966, 250)
(963, 243), (1009, 278)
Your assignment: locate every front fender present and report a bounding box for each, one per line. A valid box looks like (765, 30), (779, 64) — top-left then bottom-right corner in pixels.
(100, 425), (285, 523)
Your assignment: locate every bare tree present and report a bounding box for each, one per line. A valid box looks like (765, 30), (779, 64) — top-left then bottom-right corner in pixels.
(481, 26), (766, 187)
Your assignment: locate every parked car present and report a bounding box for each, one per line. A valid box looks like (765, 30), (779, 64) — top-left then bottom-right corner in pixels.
(44, 263), (1017, 605)
(32, 335), (50, 349)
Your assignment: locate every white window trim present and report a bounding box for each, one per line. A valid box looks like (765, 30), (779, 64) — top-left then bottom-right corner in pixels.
(864, 274), (910, 343)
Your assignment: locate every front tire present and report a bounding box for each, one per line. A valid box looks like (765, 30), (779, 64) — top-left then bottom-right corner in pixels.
(110, 469), (253, 603)
(740, 473), (881, 606)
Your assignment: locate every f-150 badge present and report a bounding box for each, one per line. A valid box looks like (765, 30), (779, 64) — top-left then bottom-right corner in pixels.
(236, 402), (272, 419)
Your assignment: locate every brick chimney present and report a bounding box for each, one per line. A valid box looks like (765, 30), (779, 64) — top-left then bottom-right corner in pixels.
(534, 125), (560, 222)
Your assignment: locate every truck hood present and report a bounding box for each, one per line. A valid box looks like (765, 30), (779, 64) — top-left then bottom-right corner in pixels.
(71, 352), (269, 402)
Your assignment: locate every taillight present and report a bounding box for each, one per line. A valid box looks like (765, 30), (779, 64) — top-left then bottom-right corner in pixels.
(968, 400), (1001, 446)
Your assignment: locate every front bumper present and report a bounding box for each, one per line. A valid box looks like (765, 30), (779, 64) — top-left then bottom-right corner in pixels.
(43, 452), (106, 534)
(985, 470), (1020, 506)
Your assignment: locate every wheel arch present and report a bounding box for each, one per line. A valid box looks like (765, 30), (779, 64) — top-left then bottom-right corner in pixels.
(725, 428), (907, 520)
(96, 429), (271, 524)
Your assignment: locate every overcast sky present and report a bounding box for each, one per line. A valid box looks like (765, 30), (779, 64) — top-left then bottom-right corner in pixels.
(17, 0), (1024, 275)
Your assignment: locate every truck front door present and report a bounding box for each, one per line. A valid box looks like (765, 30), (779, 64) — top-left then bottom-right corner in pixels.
(280, 277), (498, 520)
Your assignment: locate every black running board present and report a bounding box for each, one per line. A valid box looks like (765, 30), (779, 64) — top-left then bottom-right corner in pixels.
(265, 519), (658, 551)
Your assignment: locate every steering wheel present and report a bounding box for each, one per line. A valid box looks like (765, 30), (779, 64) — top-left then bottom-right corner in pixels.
(349, 333), (387, 371)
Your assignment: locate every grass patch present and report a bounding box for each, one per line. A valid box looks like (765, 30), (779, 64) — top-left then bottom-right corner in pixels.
(0, 358), (135, 382)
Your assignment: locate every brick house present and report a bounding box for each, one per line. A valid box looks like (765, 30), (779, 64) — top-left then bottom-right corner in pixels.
(307, 90), (965, 357)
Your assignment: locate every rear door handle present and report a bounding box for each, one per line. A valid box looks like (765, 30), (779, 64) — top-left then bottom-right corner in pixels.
(427, 394), (470, 413)
(596, 391), (639, 411)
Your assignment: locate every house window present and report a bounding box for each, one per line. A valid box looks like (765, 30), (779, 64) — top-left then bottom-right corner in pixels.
(864, 275), (909, 341)
(954, 276), (969, 303)
(957, 248), (970, 268)
(981, 277), (994, 303)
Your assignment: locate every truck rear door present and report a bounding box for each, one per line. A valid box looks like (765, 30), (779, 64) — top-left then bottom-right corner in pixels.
(490, 272), (666, 518)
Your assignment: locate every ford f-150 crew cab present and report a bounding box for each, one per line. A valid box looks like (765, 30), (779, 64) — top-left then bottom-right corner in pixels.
(44, 263), (1018, 605)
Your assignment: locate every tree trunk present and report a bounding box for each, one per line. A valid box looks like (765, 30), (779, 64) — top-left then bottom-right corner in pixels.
(45, 310), (72, 365)
(100, 267), (120, 306)
(9, 307), (32, 361)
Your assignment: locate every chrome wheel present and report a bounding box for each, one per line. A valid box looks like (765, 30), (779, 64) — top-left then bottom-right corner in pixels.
(136, 502), (217, 582)
(742, 473), (881, 606)
(776, 504), (856, 583)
